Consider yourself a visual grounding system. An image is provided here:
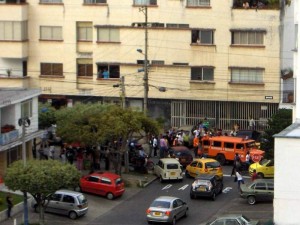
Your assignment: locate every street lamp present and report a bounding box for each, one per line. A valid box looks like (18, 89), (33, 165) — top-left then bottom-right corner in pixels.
(18, 117), (31, 225)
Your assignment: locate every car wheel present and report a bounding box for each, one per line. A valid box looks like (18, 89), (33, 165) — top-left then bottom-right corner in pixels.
(160, 176), (164, 183)
(216, 154), (226, 165)
(247, 195), (256, 205)
(69, 211), (77, 220)
(257, 172), (264, 179)
(171, 217), (176, 225)
(211, 192), (216, 201)
(106, 192), (114, 200)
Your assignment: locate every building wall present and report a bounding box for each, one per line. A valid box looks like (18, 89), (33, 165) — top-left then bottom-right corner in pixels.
(274, 137), (300, 225)
(16, 0), (281, 104)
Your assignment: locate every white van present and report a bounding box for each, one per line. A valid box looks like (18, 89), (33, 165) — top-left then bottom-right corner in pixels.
(154, 158), (183, 183)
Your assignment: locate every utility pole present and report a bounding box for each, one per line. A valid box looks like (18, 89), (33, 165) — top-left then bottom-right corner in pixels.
(18, 117), (30, 225)
(121, 76), (125, 109)
(139, 6), (149, 114)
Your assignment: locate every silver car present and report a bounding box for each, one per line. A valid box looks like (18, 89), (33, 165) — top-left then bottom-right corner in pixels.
(146, 196), (188, 225)
(206, 214), (260, 225)
(32, 189), (88, 219)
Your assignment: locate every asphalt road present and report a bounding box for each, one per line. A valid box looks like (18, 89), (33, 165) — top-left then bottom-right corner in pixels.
(86, 165), (273, 225)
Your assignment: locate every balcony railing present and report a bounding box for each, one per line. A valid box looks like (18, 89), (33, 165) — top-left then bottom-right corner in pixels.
(187, 0), (210, 7)
(83, 0), (106, 3)
(0, 130), (19, 146)
(40, 0), (63, 3)
(232, 0), (280, 9)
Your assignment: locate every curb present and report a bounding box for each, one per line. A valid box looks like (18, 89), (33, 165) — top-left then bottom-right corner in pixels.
(143, 176), (158, 188)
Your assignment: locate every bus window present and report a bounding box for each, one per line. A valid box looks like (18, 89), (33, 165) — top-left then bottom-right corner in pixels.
(212, 141), (222, 147)
(224, 142), (234, 149)
(236, 144), (244, 150)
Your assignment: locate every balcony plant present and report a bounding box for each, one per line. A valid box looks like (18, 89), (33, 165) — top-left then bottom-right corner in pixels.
(6, 69), (12, 77)
(1, 124), (15, 134)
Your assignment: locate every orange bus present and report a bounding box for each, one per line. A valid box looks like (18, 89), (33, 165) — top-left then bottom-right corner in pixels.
(201, 136), (264, 165)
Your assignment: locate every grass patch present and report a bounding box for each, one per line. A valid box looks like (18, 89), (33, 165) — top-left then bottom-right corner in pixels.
(0, 191), (24, 211)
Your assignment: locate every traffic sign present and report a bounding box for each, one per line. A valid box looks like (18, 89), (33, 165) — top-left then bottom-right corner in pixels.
(251, 154), (262, 162)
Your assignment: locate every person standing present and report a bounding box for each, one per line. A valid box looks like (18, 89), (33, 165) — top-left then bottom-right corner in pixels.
(193, 135), (200, 158)
(152, 136), (158, 157)
(6, 194), (13, 219)
(236, 170), (244, 192)
(159, 134), (167, 158)
(231, 153), (241, 176)
(251, 169), (258, 181)
(248, 115), (256, 130)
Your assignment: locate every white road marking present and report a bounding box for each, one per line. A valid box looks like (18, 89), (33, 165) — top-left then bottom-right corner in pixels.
(222, 187), (233, 193)
(178, 184), (189, 190)
(162, 184), (172, 190)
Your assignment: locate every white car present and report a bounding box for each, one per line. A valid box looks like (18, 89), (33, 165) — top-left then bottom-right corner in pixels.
(154, 158), (183, 183)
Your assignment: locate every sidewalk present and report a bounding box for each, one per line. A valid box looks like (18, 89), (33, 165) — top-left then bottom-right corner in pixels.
(0, 165), (158, 225)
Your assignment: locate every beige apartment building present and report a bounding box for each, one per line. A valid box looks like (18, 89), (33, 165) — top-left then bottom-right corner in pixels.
(0, 0), (283, 130)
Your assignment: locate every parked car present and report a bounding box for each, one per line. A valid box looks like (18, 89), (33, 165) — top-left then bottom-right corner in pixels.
(185, 158), (223, 179)
(146, 196), (188, 225)
(79, 171), (125, 200)
(154, 158), (183, 183)
(168, 146), (193, 167)
(190, 174), (223, 201)
(31, 189), (88, 219)
(249, 159), (274, 178)
(206, 214), (260, 225)
(240, 179), (274, 205)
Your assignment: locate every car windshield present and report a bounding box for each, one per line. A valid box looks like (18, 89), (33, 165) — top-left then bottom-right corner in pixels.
(240, 215), (251, 222)
(259, 158), (269, 166)
(151, 200), (170, 209)
(194, 180), (210, 186)
(206, 161), (220, 168)
(167, 164), (179, 169)
(77, 194), (87, 204)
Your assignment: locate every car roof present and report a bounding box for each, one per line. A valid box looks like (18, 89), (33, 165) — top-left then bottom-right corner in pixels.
(252, 179), (274, 183)
(159, 158), (181, 164)
(195, 174), (218, 180)
(209, 136), (255, 143)
(193, 158), (219, 163)
(56, 189), (84, 197)
(154, 196), (179, 202)
(213, 214), (245, 219)
(88, 172), (121, 179)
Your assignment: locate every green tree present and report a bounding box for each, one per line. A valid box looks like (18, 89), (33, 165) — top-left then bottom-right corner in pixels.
(55, 103), (160, 174)
(39, 103), (57, 129)
(4, 160), (80, 225)
(261, 108), (292, 159)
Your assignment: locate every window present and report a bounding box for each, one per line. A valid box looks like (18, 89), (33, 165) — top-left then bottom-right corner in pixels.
(190, 161), (198, 167)
(187, 0), (210, 7)
(40, 0), (63, 3)
(133, 0), (157, 6)
(224, 142), (234, 149)
(21, 100), (32, 118)
(50, 194), (62, 201)
(192, 29), (214, 44)
(267, 182), (274, 191)
(236, 144), (244, 150)
(231, 68), (263, 84)
(77, 59), (93, 77)
(41, 63), (63, 76)
(166, 164), (179, 169)
(212, 141), (221, 147)
(166, 24), (189, 28)
(40, 26), (62, 41)
(77, 22), (92, 41)
(197, 162), (202, 168)
(62, 195), (75, 203)
(84, 0), (106, 3)
(101, 177), (112, 184)
(0, 21), (28, 41)
(191, 67), (214, 81)
(97, 28), (120, 42)
(97, 64), (120, 79)
(255, 182), (267, 190)
(87, 176), (99, 182)
(232, 31), (264, 45)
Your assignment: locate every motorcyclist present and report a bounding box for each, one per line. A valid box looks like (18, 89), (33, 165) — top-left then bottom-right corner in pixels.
(138, 147), (148, 167)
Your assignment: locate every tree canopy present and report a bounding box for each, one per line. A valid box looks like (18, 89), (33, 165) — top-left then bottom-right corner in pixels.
(38, 103), (57, 129)
(4, 160), (80, 225)
(261, 108), (293, 159)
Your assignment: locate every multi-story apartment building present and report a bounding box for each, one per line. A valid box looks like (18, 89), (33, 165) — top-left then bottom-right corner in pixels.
(0, 0), (284, 130)
(0, 86), (41, 181)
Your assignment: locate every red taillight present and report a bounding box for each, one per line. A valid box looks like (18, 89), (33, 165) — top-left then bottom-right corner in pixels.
(146, 209), (151, 214)
(165, 211), (171, 216)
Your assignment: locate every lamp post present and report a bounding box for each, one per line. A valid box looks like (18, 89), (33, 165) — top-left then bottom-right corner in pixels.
(18, 117), (31, 225)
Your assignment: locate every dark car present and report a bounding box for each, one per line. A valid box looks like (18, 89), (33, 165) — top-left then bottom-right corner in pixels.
(240, 179), (274, 205)
(190, 174), (223, 201)
(168, 146), (193, 167)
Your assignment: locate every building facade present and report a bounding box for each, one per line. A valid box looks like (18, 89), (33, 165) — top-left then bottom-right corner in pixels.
(0, 0), (283, 130)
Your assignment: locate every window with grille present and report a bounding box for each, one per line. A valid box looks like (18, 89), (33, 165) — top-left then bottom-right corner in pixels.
(191, 29), (214, 44)
(231, 31), (264, 45)
(0, 21), (28, 41)
(40, 26), (63, 41)
(231, 68), (263, 84)
(187, 0), (210, 7)
(40, 0), (63, 3)
(166, 24), (189, 28)
(133, 0), (157, 5)
(97, 28), (120, 42)
(191, 67), (214, 81)
(41, 63), (63, 76)
(97, 64), (120, 79)
(77, 59), (93, 77)
(77, 22), (92, 41)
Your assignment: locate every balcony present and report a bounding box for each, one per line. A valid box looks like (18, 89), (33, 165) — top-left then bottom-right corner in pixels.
(232, 0), (280, 9)
(0, 129), (19, 146)
(133, 0), (157, 6)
